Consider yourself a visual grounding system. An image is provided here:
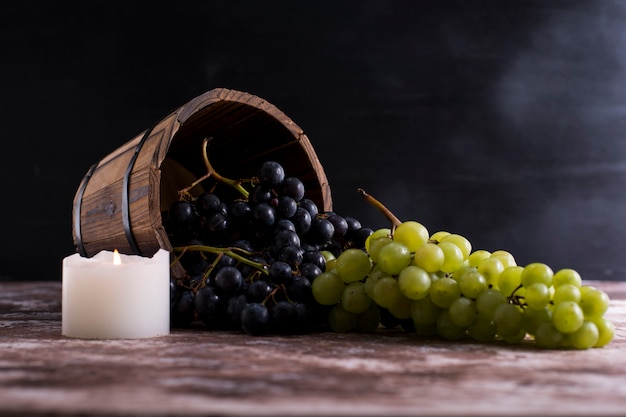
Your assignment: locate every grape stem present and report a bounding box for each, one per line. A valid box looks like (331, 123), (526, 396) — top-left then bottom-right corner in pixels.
(357, 188), (402, 230)
(173, 244), (269, 275)
(177, 138), (250, 199)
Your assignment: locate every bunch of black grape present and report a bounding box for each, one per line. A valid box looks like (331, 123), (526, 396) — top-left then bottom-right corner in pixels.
(164, 160), (373, 335)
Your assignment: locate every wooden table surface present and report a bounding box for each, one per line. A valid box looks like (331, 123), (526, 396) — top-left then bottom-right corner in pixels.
(1, 281), (625, 417)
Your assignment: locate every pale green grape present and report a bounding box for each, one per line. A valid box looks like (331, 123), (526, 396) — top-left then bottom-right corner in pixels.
(364, 265), (387, 299)
(522, 306), (552, 336)
(498, 266), (523, 297)
(477, 257), (505, 289)
(321, 250), (337, 271)
(429, 277), (461, 308)
(552, 300), (584, 334)
(365, 228), (391, 252)
(388, 295), (413, 319)
(490, 250), (516, 268)
(552, 284), (581, 305)
(502, 328), (527, 344)
(311, 270), (344, 305)
(448, 296), (477, 327)
(393, 221), (429, 252)
(327, 304), (356, 333)
(458, 269), (488, 299)
(378, 241), (412, 275)
(493, 303), (523, 337)
(468, 313), (497, 342)
(341, 282), (372, 314)
(372, 276), (403, 309)
(355, 302), (381, 332)
(579, 288), (610, 319)
(593, 317), (615, 347)
(524, 283), (550, 310)
(439, 242), (465, 273)
(450, 265), (475, 283)
(475, 288), (507, 318)
(436, 310), (467, 340)
(534, 322), (564, 349)
(410, 296), (441, 326)
(429, 230), (450, 242)
(398, 265), (432, 300)
(468, 250), (491, 268)
(367, 236), (393, 264)
(440, 234), (472, 260)
(553, 268), (582, 288)
(521, 262), (554, 287)
(335, 248), (372, 283)
(413, 242), (444, 272)
(568, 321), (599, 350)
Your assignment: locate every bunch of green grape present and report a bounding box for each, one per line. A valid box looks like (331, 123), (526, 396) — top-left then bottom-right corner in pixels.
(311, 220), (615, 349)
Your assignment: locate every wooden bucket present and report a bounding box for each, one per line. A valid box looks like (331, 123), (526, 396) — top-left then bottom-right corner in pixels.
(72, 88), (332, 278)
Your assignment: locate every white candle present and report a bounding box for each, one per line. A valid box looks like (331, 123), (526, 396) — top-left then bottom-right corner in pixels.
(62, 248), (170, 339)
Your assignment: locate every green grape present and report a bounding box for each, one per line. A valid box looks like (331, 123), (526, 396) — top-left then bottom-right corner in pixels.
(363, 265), (386, 299)
(413, 323), (438, 336)
(468, 313), (497, 342)
(458, 269), (488, 299)
(449, 265), (476, 283)
(524, 283), (551, 310)
(398, 265), (432, 300)
(553, 268), (582, 288)
(410, 296), (441, 326)
(490, 250), (517, 268)
(579, 288), (610, 319)
(321, 250), (337, 271)
(593, 317), (615, 347)
(378, 241), (412, 275)
(440, 234), (472, 260)
(327, 304), (356, 333)
(368, 236), (393, 263)
(341, 282), (372, 314)
(429, 277), (461, 308)
(436, 309), (467, 340)
(413, 242), (444, 272)
(365, 228), (391, 252)
(552, 283), (581, 305)
(522, 306), (552, 336)
(569, 321), (599, 350)
(388, 295), (413, 319)
(311, 270), (345, 305)
(335, 248), (372, 283)
(521, 262), (554, 287)
(372, 276), (403, 309)
(468, 250), (491, 268)
(502, 328), (527, 344)
(448, 296), (477, 327)
(438, 242), (465, 273)
(498, 266), (523, 297)
(393, 221), (429, 252)
(534, 322), (564, 349)
(429, 230), (450, 243)
(493, 303), (523, 337)
(355, 302), (381, 332)
(475, 288), (507, 318)
(477, 257), (505, 289)
(552, 300), (584, 334)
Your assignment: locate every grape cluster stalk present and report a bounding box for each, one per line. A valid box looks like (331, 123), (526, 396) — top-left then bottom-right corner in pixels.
(311, 189), (615, 349)
(164, 140), (373, 335)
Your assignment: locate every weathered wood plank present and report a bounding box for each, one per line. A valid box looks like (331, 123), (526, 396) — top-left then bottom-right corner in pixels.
(0, 281), (624, 416)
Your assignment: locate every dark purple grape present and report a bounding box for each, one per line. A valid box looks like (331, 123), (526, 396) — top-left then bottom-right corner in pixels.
(270, 300), (296, 332)
(281, 177), (305, 201)
(252, 202), (276, 229)
(269, 261), (293, 284)
(278, 245), (304, 267)
(216, 254), (236, 269)
(272, 230), (301, 253)
(293, 302), (316, 333)
(306, 218), (335, 245)
(353, 227), (374, 249)
(344, 216), (362, 235)
(275, 219), (296, 233)
(241, 303), (270, 335)
(258, 161), (285, 188)
(206, 213), (228, 233)
(171, 290), (195, 327)
(292, 207), (311, 235)
(196, 192), (222, 217)
(287, 275), (313, 302)
(299, 198), (318, 218)
(214, 266), (243, 294)
(276, 196), (297, 218)
(251, 185), (272, 204)
(168, 200), (198, 234)
(247, 280), (274, 303)
(327, 213), (348, 239)
(230, 200), (252, 222)
(239, 255), (267, 278)
(299, 262), (323, 283)
(302, 250), (326, 271)
(226, 293), (248, 327)
(195, 286), (225, 327)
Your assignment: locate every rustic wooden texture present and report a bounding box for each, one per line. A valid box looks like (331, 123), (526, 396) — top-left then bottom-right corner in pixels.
(0, 281), (625, 417)
(72, 88), (332, 266)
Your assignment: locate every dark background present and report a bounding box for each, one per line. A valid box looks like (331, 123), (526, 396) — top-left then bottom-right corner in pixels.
(2, 1), (626, 282)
